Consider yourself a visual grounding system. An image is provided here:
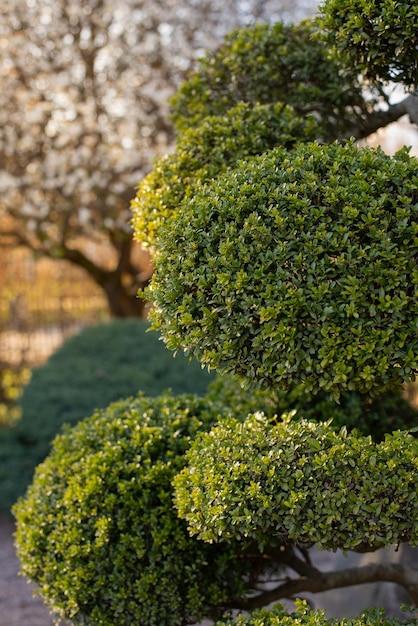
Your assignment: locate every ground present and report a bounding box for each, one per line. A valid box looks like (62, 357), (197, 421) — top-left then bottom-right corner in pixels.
(0, 514), (54, 626)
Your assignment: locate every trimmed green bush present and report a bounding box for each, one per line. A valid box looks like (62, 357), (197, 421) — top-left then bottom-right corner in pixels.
(206, 376), (418, 440)
(132, 102), (319, 247)
(171, 20), (373, 139)
(321, 0), (418, 87)
(14, 393), (251, 626)
(149, 142), (417, 397)
(215, 601), (417, 625)
(0, 319), (213, 510)
(174, 414), (418, 550)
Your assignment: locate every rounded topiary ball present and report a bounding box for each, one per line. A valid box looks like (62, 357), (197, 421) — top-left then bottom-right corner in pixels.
(149, 142), (417, 397)
(132, 102), (319, 248)
(171, 20), (372, 139)
(14, 393), (249, 626)
(0, 319), (213, 510)
(174, 414), (418, 550)
(321, 0), (418, 87)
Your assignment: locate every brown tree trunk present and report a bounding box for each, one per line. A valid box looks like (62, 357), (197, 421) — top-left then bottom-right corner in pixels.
(60, 239), (151, 319)
(101, 274), (147, 318)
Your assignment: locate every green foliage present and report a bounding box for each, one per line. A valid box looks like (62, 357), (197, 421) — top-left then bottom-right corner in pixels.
(0, 319), (213, 510)
(149, 142), (418, 398)
(14, 393), (250, 626)
(321, 0), (418, 87)
(174, 414), (418, 550)
(206, 376), (418, 440)
(215, 601), (417, 625)
(132, 102), (319, 247)
(171, 20), (373, 139)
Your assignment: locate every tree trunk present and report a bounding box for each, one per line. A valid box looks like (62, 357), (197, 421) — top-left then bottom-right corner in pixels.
(102, 274), (147, 318)
(59, 240), (150, 319)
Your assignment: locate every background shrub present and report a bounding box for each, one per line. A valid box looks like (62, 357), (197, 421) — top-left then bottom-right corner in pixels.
(171, 20), (374, 139)
(149, 142), (417, 397)
(206, 376), (418, 440)
(320, 0), (418, 87)
(0, 319), (213, 510)
(215, 601), (417, 625)
(14, 393), (251, 626)
(175, 414), (418, 550)
(132, 102), (319, 247)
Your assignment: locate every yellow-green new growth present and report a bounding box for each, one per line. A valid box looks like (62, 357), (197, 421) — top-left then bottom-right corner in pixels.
(132, 102), (319, 248)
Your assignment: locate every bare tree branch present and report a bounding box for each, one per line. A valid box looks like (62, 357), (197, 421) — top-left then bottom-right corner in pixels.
(231, 561), (418, 610)
(59, 245), (109, 285)
(347, 93), (418, 139)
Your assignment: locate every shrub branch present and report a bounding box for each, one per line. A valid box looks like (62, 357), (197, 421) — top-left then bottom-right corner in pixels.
(348, 92), (418, 139)
(232, 559), (418, 609)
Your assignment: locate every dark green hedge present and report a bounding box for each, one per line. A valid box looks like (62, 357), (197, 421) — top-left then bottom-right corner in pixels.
(206, 376), (418, 440)
(171, 20), (373, 139)
(132, 102), (319, 247)
(321, 0), (418, 87)
(0, 319), (213, 510)
(149, 142), (417, 398)
(175, 414), (418, 550)
(215, 601), (417, 625)
(14, 393), (250, 626)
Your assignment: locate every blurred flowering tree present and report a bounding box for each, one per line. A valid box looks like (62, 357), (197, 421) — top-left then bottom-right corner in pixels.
(0, 0), (310, 316)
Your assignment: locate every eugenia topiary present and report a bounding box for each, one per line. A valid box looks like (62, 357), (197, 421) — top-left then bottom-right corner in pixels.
(174, 413), (418, 550)
(15, 5), (418, 622)
(13, 393), (250, 626)
(205, 375), (418, 440)
(132, 102), (319, 247)
(0, 319), (213, 511)
(320, 0), (418, 87)
(171, 20), (374, 139)
(149, 142), (417, 398)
